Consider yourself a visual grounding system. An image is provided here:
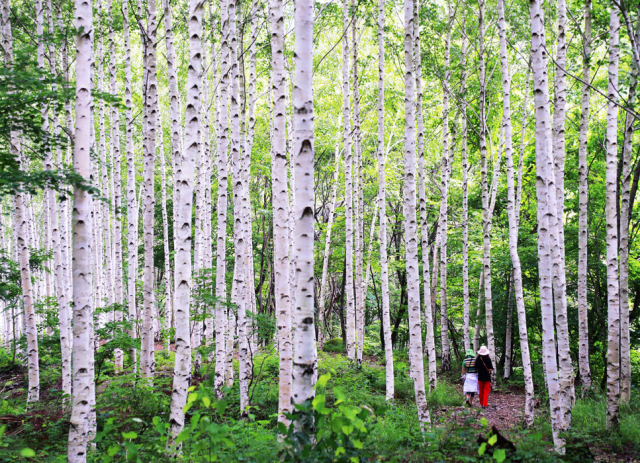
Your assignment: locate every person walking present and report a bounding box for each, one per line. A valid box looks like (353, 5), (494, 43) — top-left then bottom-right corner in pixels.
(476, 345), (493, 409)
(462, 349), (479, 406)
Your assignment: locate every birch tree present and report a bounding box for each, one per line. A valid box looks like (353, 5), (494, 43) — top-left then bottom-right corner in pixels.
(167, 0), (201, 444)
(377, 0), (394, 399)
(67, 0), (95, 455)
(529, 0), (565, 448)
(291, 0), (317, 409)
(605, 3), (621, 430)
(141, 0), (159, 379)
(404, 0), (430, 425)
(577, 0), (592, 392)
(497, 0), (534, 425)
(342, 0), (355, 359)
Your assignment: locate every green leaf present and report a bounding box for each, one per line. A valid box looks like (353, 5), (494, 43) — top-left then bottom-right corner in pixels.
(493, 449), (506, 463)
(122, 431), (137, 440)
(215, 399), (227, 415)
(331, 416), (343, 433)
(488, 434), (498, 446)
(339, 405), (358, 421)
(202, 396), (211, 408)
(312, 394), (326, 410)
(350, 458), (360, 463)
(333, 386), (346, 405)
(19, 448), (35, 458)
(353, 439), (364, 449)
(341, 424), (354, 435)
(480, 417), (489, 427)
(335, 447), (346, 457)
(108, 445), (120, 456)
(478, 442), (487, 456)
(316, 373), (331, 389)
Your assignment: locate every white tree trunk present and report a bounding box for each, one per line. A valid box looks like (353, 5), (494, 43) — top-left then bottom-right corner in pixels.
(619, 12), (639, 405)
(404, 0), (430, 426)
(460, 21), (470, 353)
(167, 0), (200, 444)
(415, 1), (436, 391)
(229, 0), (251, 413)
(270, 0), (293, 422)
(551, 0), (574, 424)
(141, 0), (158, 379)
(529, 0), (565, 448)
(377, 0), (394, 399)
(215, 0), (230, 395)
(605, 5), (621, 430)
(291, 0), (317, 410)
(497, 0), (535, 425)
(67, 0), (95, 455)
(159, 120), (172, 351)
(123, 0), (138, 373)
(577, 0), (592, 393)
(342, 0), (355, 360)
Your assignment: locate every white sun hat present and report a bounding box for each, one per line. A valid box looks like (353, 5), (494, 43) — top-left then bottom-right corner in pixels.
(477, 345), (490, 356)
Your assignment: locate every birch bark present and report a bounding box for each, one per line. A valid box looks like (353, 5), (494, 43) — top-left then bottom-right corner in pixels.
(577, 0), (592, 393)
(529, 0), (565, 447)
(270, 0), (293, 421)
(551, 0), (574, 423)
(460, 21), (470, 353)
(141, 0), (159, 379)
(342, 0), (355, 359)
(291, 0), (317, 410)
(404, 0), (430, 425)
(377, 0), (394, 399)
(167, 0), (201, 443)
(215, 0), (231, 395)
(497, 0), (534, 425)
(605, 5), (621, 430)
(67, 0), (95, 454)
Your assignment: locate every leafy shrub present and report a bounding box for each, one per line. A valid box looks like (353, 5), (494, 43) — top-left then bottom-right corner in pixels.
(323, 338), (345, 353)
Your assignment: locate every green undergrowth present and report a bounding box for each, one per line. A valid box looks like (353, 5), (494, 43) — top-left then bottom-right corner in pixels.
(0, 348), (637, 462)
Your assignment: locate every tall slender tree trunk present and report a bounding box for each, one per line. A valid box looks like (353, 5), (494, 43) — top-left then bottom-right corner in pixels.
(436, 1), (453, 372)
(159, 119), (172, 351)
(2, 0), (39, 405)
(167, 0), (200, 444)
(67, 0), (95, 454)
(342, 0), (355, 359)
(619, 12), (640, 405)
(461, 19), (470, 353)
(404, 0), (430, 426)
(270, 0), (293, 422)
(141, 0), (158, 379)
(577, 0), (592, 393)
(291, 0), (317, 411)
(415, 0), (436, 390)
(478, 0), (496, 381)
(229, 0), (251, 413)
(605, 4), (621, 430)
(551, 0), (574, 424)
(497, 0), (534, 425)
(377, 0), (394, 399)
(529, 0), (565, 448)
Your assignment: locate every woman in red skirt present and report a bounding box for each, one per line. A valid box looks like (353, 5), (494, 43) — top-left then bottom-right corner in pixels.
(476, 346), (493, 409)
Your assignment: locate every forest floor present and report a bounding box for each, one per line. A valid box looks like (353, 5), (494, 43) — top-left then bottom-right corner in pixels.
(0, 346), (639, 462)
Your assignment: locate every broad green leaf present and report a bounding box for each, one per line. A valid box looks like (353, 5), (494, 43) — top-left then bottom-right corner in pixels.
(488, 434), (498, 446)
(342, 424), (354, 435)
(20, 448), (35, 458)
(316, 373), (331, 389)
(478, 442), (487, 456)
(331, 416), (343, 433)
(339, 405), (358, 421)
(350, 458), (360, 463)
(108, 445), (120, 456)
(335, 447), (346, 456)
(353, 439), (364, 449)
(333, 386), (346, 405)
(493, 449), (506, 463)
(480, 417), (489, 427)
(202, 396), (211, 408)
(121, 431), (137, 440)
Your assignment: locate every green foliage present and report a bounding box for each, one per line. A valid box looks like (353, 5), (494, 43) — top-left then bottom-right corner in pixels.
(323, 338), (345, 353)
